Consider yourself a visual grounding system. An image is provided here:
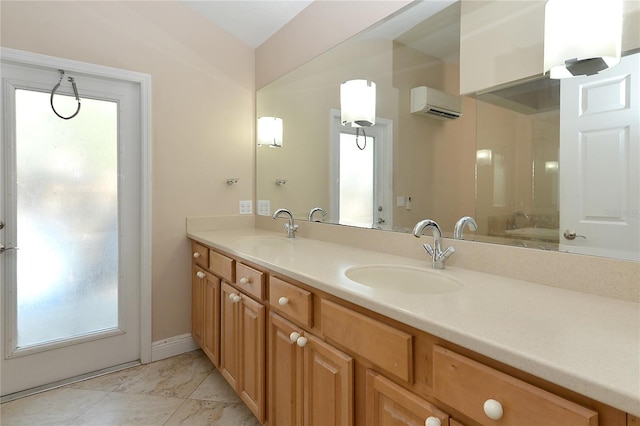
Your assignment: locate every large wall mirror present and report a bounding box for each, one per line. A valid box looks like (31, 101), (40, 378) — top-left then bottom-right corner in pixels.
(257, 0), (640, 261)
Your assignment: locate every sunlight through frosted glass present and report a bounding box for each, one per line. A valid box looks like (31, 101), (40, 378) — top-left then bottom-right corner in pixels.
(339, 133), (374, 227)
(15, 89), (118, 348)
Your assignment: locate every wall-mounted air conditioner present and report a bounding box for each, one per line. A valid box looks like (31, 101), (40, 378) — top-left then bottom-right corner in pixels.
(410, 86), (462, 120)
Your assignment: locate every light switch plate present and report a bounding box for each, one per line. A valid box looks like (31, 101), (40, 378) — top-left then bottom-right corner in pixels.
(257, 200), (271, 216)
(239, 200), (253, 215)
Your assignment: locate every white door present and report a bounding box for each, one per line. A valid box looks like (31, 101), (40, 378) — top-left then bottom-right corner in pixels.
(1, 58), (145, 397)
(330, 110), (393, 230)
(559, 53), (639, 260)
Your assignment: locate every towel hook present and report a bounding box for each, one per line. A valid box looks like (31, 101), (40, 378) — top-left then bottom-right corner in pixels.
(50, 70), (81, 120)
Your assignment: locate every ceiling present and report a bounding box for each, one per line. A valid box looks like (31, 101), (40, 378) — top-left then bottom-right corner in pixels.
(183, 0), (314, 48)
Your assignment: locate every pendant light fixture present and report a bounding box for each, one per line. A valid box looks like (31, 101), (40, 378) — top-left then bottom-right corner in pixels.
(543, 0), (623, 79)
(257, 116), (283, 148)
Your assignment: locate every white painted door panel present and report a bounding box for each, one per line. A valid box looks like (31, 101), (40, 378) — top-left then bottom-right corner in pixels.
(559, 53), (639, 260)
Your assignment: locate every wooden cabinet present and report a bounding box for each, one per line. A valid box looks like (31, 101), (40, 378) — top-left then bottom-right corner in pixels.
(192, 266), (221, 366)
(321, 299), (413, 383)
(192, 242), (222, 367)
(269, 312), (354, 426)
(190, 241), (631, 426)
(365, 370), (449, 426)
(191, 265), (205, 348)
(221, 282), (266, 423)
(202, 272), (220, 366)
(433, 346), (598, 426)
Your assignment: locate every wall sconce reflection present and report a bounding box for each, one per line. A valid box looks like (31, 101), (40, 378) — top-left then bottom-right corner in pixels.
(544, 0), (622, 78)
(258, 116), (283, 148)
(545, 161), (559, 174)
(340, 79), (376, 128)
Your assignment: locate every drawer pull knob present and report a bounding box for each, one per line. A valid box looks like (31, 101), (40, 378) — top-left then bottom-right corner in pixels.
(278, 297), (289, 306)
(483, 399), (503, 420)
(239, 277), (250, 285)
(296, 336), (308, 347)
(232, 294), (241, 303)
(289, 332), (301, 343)
(193, 252), (201, 258)
(425, 417), (441, 426)
(196, 271), (205, 279)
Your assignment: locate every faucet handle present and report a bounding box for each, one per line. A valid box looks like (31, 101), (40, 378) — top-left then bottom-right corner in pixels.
(422, 243), (434, 257)
(437, 246), (456, 262)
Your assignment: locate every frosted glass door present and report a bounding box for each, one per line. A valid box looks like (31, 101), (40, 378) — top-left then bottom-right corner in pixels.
(15, 89), (118, 348)
(1, 59), (142, 398)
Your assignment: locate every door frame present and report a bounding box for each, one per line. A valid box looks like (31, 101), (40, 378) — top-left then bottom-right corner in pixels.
(329, 109), (394, 230)
(0, 47), (152, 365)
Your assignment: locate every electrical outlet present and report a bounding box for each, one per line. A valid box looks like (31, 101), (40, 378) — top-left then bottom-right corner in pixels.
(257, 200), (271, 216)
(239, 200), (253, 215)
(396, 196), (405, 207)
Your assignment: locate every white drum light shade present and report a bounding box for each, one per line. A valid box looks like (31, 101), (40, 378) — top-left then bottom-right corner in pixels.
(544, 0), (623, 79)
(257, 116), (283, 148)
(340, 79), (376, 127)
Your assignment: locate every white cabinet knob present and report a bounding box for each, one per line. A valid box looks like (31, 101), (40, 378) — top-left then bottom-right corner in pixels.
(193, 252), (201, 258)
(483, 399), (504, 420)
(425, 417), (441, 426)
(239, 277), (250, 285)
(296, 336), (308, 347)
(196, 271), (205, 279)
(278, 297), (289, 306)
(289, 332), (301, 343)
(232, 294), (241, 303)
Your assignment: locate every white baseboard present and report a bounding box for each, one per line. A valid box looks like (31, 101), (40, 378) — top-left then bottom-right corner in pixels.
(151, 333), (199, 362)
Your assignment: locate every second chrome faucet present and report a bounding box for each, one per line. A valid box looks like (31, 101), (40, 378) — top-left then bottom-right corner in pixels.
(413, 219), (455, 269)
(273, 208), (298, 238)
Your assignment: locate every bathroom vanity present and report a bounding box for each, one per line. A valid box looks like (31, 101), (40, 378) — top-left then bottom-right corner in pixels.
(188, 228), (638, 426)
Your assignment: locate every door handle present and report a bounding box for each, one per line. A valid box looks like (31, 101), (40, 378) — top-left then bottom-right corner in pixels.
(0, 244), (19, 254)
(563, 230), (586, 240)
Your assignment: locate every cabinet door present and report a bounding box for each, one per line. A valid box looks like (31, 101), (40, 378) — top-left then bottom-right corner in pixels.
(203, 273), (220, 367)
(220, 282), (239, 389)
(238, 294), (266, 423)
(191, 266), (205, 348)
(365, 370), (449, 426)
(304, 334), (354, 426)
(269, 313), (304, 426)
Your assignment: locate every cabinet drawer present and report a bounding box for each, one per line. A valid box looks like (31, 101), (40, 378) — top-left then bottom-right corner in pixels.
(192, 242), (209, 268)
(433, 346), (598, 426)
(321, 299), (413, 383)
(366, 370), (449, 426)
(209, 250), (234, 282)
(269, 277), (313, 328)
(235, 262), (265, 300)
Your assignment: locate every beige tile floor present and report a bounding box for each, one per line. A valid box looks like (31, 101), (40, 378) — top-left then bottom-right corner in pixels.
(0, 350), (261, 426)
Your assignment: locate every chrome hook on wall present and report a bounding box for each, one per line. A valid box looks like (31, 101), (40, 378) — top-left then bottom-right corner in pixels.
(50, 70), (81, 120)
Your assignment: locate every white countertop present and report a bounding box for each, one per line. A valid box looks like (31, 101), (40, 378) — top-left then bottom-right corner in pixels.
(188, 228), (640, 416)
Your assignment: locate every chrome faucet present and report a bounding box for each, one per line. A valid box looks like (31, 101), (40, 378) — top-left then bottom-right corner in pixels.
(454, 216), (478, 239)
(273, 208), (298, 238)
(412, 219), (455, 269)
(308, 207), (327, 222)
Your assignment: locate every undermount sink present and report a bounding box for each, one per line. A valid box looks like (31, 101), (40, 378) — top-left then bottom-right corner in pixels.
(345, 265), (462, 294)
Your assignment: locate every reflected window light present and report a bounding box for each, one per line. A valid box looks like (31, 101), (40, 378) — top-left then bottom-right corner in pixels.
(476, 149), (493, 166)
